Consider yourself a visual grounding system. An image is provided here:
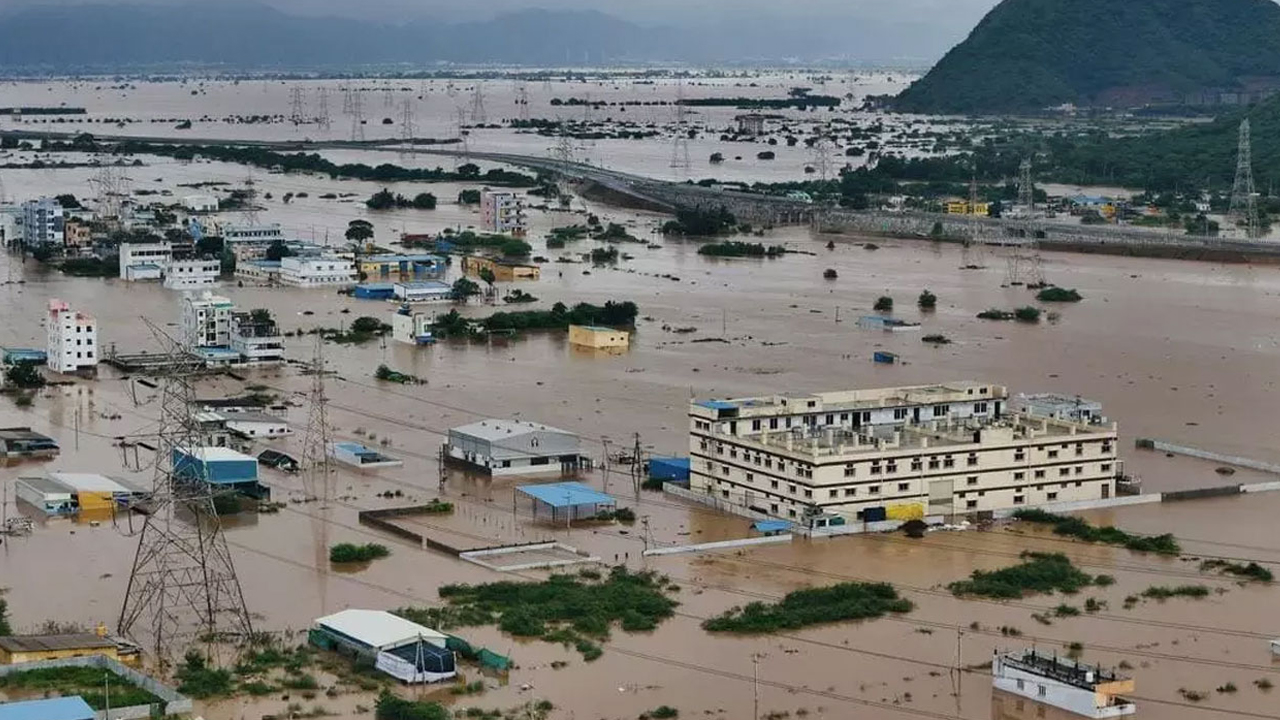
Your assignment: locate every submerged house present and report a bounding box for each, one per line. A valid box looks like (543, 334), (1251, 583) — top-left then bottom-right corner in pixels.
(0, 428), (59, 458)
(172, 446), (270, 499)
(992, 649), (1135, 718)
(310, 609), (455, 684)
(329, 442), (403, 469)
(445, 419), (590, 476)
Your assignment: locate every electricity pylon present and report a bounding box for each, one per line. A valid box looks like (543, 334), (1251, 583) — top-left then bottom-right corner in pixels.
(1229, 119), (1260, 239)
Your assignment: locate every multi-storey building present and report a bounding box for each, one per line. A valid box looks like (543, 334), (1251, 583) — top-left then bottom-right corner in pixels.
(278, 255), (357, 287)
(688, 382), (1120, 523)
(480, 190), (526, 236)
(180, 292), (235, 349)
(118, 241), (173, 281)
(46, 299), (98, 375)
(62, 218), (93, 254)
(163, 257), (221, 290)
(229, 311), (285, 364)
(22, 198), (65, 247)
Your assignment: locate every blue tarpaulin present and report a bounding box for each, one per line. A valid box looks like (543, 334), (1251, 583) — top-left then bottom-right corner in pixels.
(752, 520), (791, 534)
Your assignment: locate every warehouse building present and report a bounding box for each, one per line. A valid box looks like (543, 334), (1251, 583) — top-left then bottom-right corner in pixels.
(310, 609), (456, 684)
(172, 446), (269, 498)
(445, 419), (590, 476)
(568, 325), (630, 349)
(688, 382), (1120, 523)
(0, 633), (120, 665)
(15, 472), (148, 515)
(0, 428), (59, 458)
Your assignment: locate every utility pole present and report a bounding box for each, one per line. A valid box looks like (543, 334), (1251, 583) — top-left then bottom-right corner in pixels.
(515, 81), (530, 122)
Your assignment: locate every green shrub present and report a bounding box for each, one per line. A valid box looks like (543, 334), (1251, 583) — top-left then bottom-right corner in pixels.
(175, 651), (234, 698)
(1200, 559), (1273, 582)
(873, 296), (894, 312)
(1036, 287), (1083, 302)
(948, 552), (1099, 599)
(917, 290), (937, 309)
(703, 582), (911, 633)
(1141, 585), (1210, 600)
(1012, 509), (1180, 555)
(330, 543), (391, 563)
(374, 690), (449, 720)
(1013, 306), (1041, 323)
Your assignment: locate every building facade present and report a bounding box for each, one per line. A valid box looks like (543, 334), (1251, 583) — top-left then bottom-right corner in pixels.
(688, 383), (1120, 523)
(62, 219), (93, 254)
(480, 190), (526, 236)
(445, 419), (588, 476)
(229, 311), (285, 363)
(461, 255), (540, 282)
(118, 241), (173, 281)
(568, 325), (629, 349)
(163, 258), (221, 290)
(279, 255), (357, 287)
(358, 254), (445, 281)
(181, 292), (235, 348)
(21, 198), (64, 247)
(46, 299), (98, 375)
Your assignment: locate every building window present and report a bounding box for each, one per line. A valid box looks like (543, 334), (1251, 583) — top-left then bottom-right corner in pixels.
(721, 490), (730, 499)
(752, 419), (761, 431)
(933, 404), (949, 417)
(770, 480), (778, 489)
(1102, 443), (1112, 453)
(829, 489), (838, 499)
(769, 418), (778, 430)
(910, 459), (922, 471)
(1014, 450), (1026, 461)
(1048, 450), (1059, 459)
(788, 484), (796, 494)
(966, 500), (978, 509)
(967, 454), (978, 467)
(1038, 685), (1046, 698)
(894, 408), (908, 420)
(1101, 463), (1112, 472)
(1034, 469), (1045, 479)
(700, 441), (708, 451)
(870, 464), (882, 475)
(928, 459), (940, 470)
(730, 449), (738, 459)
(868, 485), (880, 495)
(1014, 471), (1024, 480)
(1059, 468), (1070, 477)
(788, 509), (796, 518)
(886, 463), (897, 473)
(1047, 492), (1058, 501)
(1075, 466), (1084, 475)
(844, 465), (856, 478)
(771, 504), (779, 514)
(844, 488), (856, 497)
(943, 457), (955, 469)
(1075, 481), (1083, 487)
(745, 473), (754, 482)
(803, 489), (813, 498)
(897, 482), (909, 492)
(1013, 495), (1025, 505)
(966, 476), (978, 486)
(720, 465), (729, 476)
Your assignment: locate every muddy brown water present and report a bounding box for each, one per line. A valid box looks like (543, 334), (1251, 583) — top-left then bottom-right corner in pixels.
(2, 170), (1280, 719)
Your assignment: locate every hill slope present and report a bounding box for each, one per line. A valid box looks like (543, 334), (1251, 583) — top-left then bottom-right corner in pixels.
(895, 0), (1280, 114)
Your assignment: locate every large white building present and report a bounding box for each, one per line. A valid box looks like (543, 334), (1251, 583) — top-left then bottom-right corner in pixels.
(22, 198), (65, 247)
(182, 195), (219, 213)
(445, 419), (590, 476)
(229, 311), (285, 363)
(688, 382), (1120, 523)
(119, 241), (173, 281)
(279, 255), (357, 287)
(480, 190), (526, 236)
(993, 649), (1135, 718)
(163, 257), (221, 290)
(46, 299), (98, 375)
(181, 292), (235, 348)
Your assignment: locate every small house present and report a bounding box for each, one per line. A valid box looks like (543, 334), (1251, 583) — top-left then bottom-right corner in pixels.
(310, 609), (455, 684)
(0, 428), (59, 458)
(446, 419), (589, 476)
(353, 283), (397, 300)
(14, 476), (75, 515)
(392, 305), (435, 345)
(647, 457), (690, 484)
(461, 255), (540, 282)
(568, 325), (629, 350)
(329, 442), (403, 469)
(992, 649), (1135, 718)
(394, 281), (453, 304)
(0, 634), (120, 665)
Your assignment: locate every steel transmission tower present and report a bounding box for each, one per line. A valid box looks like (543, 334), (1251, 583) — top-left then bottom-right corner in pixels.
(288, 87), (306, 125)
(960, 173), (986, 269)
(670, 82), (691, 174)
(1017, 158), (1034, 210)
(89, 166), (131, 222)
(399, 98), (416, 161)
(469, 83), (488, 124)
(454, 107), (471, 168)
(300, 335), (334, 505)
(118, 323), (253, 660)
(1229, 119), (1260, 239)
(515, 81), (530, 121)
(809, 136), (834, 181)
(349, 91), (366, 142)
(315, 87), (331, 131)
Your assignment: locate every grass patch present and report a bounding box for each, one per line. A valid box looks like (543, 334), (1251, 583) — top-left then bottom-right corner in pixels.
(374, 689), (449, 720)
(1200, 559), (1273, 582)
(0, 665), (162, 710)
(330, 543), (391, 563)
(1036, 287), (1083, 302)
(642, 707), (680, 719)
(947, 552), (1101, 599)
(1012, 508), (1180, 555)
(1141, 585), (1211, 600)
(696, 241), (786, 258)
(176, 651), (235, 699)
(702, 582), (912, 633)
(1053, 604), (1081, 617)
(434, 566), (677, 660)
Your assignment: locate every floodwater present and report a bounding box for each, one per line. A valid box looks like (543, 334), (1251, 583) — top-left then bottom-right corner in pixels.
(1, 83), (1280, 720)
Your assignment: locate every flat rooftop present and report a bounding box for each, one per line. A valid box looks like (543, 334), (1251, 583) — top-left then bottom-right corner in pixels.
(315, 609), (445, 650)
(0, 633), (116, 653)
(174, 446), (256, 462)
(694, 382), (1003, 417)
(451, 418), (576, 441)
(1002, 649), (1126, 688)
(517, 481), (615, 508)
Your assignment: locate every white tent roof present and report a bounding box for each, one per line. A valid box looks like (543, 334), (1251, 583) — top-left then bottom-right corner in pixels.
(48, 472), (143, 494)
(315, 609), (446, 650)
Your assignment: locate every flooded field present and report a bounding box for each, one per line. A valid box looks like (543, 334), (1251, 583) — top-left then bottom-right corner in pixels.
(1, 84), (1280, 719)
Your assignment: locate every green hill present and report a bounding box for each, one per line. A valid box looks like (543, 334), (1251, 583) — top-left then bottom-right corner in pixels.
(895, 0), (1280, 114)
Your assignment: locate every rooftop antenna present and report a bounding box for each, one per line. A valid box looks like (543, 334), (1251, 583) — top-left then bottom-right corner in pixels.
(349, 91), (366, 142)
(1228, 118), (1260, 239)
(469, 83), (488, 124)
(670, 80), (691, 175)
(118, 321), (253, 662)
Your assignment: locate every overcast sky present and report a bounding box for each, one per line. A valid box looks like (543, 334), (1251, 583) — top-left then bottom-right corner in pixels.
(4, 0), (1005, 60)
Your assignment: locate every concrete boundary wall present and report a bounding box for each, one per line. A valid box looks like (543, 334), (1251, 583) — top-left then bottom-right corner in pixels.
(1140, 439), (1280, 475)
(642, 534), (792, 557)
(0, 654), (192, 719)
(459, 541), (600, 572)
(992, 494), (1161, 519)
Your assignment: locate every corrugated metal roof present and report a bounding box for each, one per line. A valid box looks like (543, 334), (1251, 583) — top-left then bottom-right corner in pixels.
(450, 419), (576, 442)
(315, 609), (446, 650)
(0, 697), (94, 720)
(0, 633), (115, 653)
(15, 476), (74, 496)
(516, 481), (615, 508)
(48, 472), (143, 494)
(174, 446), (256, 463)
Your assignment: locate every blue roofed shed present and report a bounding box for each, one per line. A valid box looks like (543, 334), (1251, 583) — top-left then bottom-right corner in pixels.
(354, 283), (396, 300)
(648, 457), (690, 483)
(173, 446), (268, 498)
(516, 481), (615, 523)
(2, 348), (47, 365)
(0, 696), (95, 720)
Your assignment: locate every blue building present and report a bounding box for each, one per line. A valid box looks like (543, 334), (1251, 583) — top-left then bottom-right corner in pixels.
(172, 446), (269, 498)
(360, 254), (446, 281)
(0, 696), (95, 720)
(353, 282), (397, 300)
(647, 457), (691, 484)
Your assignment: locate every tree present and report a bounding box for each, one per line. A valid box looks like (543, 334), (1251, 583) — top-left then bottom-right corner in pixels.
(346, 219), (374, 244)
(350, 316), (385, 334)
(457, 189), (481, 204)
(366, 189), (400, 210)
(873, 296), (894, 312)
(0, 597), (10, 636)
(249, 308), (273, 324)
(500, 238), (532, 257)
(451, 277), (481, 301)
(478, 267), (496, 288)
(264, 239), (294, 261)
(4, 363), (45, 390)
(457, 163), (481, 179)
(55, 194), (81, 209)
(918, 290), (938, 309)
(195, 235), (224, 256)
(411, 193), (437, 210)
